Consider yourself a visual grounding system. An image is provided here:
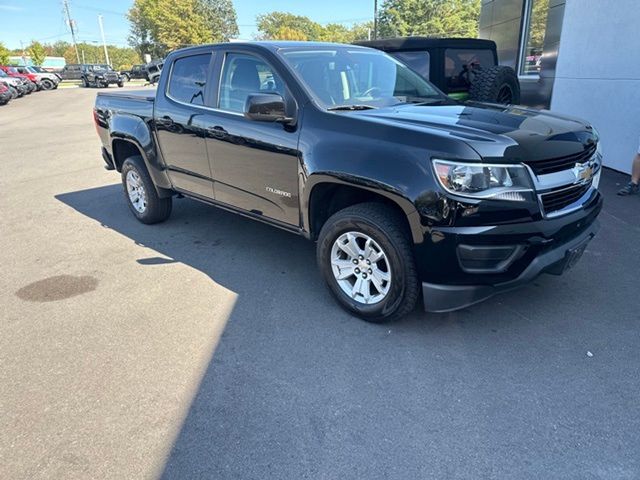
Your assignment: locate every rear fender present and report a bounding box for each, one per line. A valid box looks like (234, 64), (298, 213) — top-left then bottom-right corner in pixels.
(109, 113), (173, 192)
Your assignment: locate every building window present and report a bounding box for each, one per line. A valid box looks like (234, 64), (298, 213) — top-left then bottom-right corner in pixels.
(521, 0), (549, 76)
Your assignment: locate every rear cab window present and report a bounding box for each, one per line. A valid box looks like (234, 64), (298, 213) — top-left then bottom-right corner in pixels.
(444, 49), (494, 92)
(167, 54), (211, 106)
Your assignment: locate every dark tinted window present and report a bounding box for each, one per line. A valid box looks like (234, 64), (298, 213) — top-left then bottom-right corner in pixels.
(390, 51), (430, 80)
(219, 53), (285, 113)
(444, 48), (494, 92)
(168, 54), (210, 106)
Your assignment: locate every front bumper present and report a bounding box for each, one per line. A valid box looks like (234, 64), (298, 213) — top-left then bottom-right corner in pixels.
(422, 219), (600, 312)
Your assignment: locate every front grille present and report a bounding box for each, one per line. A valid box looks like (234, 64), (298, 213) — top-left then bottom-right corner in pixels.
(540, 181), (592, 215)
(526, 143), (597, 176)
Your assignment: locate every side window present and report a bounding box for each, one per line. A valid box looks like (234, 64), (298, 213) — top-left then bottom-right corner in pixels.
(167, 54), (211, 106)
(219, 53), (285, 113)
(390, 51), (430, 80)
(444, 49), (494, 92)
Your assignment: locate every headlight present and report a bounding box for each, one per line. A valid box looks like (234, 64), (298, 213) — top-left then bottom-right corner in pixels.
(432, 159), (533, 201)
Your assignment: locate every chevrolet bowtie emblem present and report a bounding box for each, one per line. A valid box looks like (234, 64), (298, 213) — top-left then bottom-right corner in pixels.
(572, 162), (593, 184)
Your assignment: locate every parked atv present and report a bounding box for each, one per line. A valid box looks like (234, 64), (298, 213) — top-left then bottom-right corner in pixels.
(356, 37), (521, 105)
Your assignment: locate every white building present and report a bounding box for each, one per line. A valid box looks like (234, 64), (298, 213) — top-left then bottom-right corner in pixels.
(480, 0), (640, 173)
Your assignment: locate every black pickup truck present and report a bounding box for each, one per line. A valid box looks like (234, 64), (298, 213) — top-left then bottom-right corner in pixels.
(94, 41), (603, 322)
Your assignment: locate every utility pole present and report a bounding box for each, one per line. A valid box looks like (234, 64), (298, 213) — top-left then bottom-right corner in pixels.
(63, 0), (80, 63)
(19, 40), (27, 66)
(97, 15), (110, 66)
(373, 0), (378, 40)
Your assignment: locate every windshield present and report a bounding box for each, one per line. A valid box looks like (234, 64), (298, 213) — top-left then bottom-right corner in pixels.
(280, 47), (445, 109)
(6, 67), (19, 74)
(27, 66), (42, 73)
(0, 70), (7, 77)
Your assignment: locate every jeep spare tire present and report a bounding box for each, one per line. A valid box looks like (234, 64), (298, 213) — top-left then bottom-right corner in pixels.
(469, 65), (520, 105)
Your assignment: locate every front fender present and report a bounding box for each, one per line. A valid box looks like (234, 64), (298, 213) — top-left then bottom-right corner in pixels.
(302, 173), (425, 244)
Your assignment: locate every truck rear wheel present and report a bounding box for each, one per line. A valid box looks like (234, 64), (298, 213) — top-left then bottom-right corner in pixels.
(121, 156), (172, 224)
(41, 79), (54, 90)
(469, 65), (520, 105)
(317, 203), (419, 323)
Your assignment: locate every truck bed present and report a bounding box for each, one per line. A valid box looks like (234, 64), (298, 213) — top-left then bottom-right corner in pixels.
(96, 89), (156, 102)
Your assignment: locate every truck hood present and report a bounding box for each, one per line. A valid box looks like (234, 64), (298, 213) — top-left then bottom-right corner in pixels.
(358, 102), (596, 163)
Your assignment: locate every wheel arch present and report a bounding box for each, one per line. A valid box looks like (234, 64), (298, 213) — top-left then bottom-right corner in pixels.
(304, 175), (423, 244)
(108, 114), (173, 198)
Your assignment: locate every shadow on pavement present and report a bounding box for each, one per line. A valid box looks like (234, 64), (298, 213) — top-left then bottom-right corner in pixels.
(55, 175), (639, 479)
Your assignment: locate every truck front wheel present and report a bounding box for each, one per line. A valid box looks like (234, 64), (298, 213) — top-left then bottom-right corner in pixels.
(317, 203), (419, 323)
(121, 156), (172, 224)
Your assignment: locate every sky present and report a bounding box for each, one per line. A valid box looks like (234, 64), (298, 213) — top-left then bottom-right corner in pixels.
(0, 0), (375, 50)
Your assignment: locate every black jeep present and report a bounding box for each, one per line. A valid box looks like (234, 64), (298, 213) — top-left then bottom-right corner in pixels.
(357, 37), (521, 105)
(81, 64), (124, 88)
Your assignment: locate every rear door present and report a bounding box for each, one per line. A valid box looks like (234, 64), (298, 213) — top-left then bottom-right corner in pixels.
(202, 48), (301, 226)
(154, 51), (216, 198)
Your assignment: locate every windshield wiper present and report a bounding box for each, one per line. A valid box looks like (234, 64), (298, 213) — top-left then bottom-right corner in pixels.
(327, 104), (377, 111)
(395, 97), (449, 106)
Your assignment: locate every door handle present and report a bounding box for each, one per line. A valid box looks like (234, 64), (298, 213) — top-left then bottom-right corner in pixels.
(156, 115), (174, 127)
(207, 125), (227, 139)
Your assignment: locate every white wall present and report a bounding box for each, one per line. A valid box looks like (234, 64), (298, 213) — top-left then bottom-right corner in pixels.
(551, 0), (640, 173)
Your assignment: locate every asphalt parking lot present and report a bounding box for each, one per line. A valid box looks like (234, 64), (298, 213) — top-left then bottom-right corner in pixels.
(1, 87), (639, 480)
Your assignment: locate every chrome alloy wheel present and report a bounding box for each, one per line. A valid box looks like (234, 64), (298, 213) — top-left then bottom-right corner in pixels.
(126, 170), (147, 213)
(330, 232), (391, 305)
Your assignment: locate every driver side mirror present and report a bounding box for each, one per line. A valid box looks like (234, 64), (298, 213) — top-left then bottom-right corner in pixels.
(244, 93), (293, 124)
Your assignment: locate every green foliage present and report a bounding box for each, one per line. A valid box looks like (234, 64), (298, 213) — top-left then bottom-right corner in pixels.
(196, 0), (239, 42)
(128, 0), (239, 59)
(27, 41), (47, 66)
(273, 26), (308, 41)
(256, 12), (373, 43)
(378, 0), (481, 38)
(0, 42), (10, 65)
(256, 12), (323, 40)
(529, 0), (549, 50)
(48, 41), (72, 57)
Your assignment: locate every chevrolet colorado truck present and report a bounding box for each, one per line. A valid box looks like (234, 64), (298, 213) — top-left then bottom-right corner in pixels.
(94, 42), (603, 322)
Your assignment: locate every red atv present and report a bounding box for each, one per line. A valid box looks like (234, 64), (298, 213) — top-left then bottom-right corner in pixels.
(0, 66), (41, 92)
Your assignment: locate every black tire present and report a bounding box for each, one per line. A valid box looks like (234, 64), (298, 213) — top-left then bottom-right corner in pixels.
(317, 203), (419, 323)
(41, 79), (54, 90)
(121, 156), (172, 224)
(8, 86), (18, 99)
(82, 77), (88, 88)
(122, 74), (130, 82)
(117, 81), (124, 88)
(469, 65), (521, 105)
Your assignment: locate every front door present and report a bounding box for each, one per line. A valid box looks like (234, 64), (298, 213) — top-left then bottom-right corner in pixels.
(204, 51), (301, 226)
(154, 52), (215, 198)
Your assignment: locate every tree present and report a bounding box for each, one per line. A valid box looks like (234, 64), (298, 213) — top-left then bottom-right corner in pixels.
(128, 0), (239, 59)
(197, 0), (239, 42)
(528, 0), (549, 50)
(27, 41), (47, 65)
(49, 41), (72, 57)
(256, 12), (322, 40)
(0, 42), (9, 65)
(256, 12), (373, 43)
(378, 0), (481, 39)
(273, 26), (308, 41)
